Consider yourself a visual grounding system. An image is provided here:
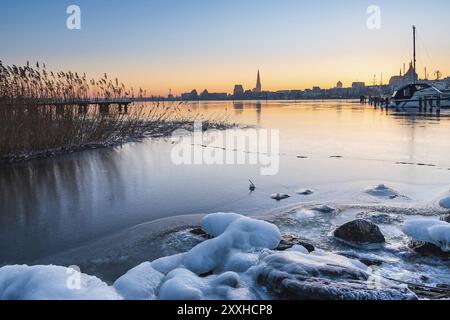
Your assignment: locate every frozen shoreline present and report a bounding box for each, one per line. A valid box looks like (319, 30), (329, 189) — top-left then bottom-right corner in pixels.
(1, 186), (449, 300)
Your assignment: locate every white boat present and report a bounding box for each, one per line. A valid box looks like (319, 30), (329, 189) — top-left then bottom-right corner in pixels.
(390, 83), (450, 109)
(389, 26), (450, 110)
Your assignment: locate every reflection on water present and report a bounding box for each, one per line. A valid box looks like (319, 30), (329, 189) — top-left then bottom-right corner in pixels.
(1, 100), (450, 265)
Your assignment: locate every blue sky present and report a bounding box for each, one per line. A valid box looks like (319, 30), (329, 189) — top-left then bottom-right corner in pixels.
(1, 0), (449, 94)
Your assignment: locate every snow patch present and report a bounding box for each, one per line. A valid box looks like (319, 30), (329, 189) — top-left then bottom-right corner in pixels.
(0, 265), (120, 300)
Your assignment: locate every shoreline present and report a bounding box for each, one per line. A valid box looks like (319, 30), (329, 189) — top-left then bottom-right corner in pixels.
(0, 120), (234, 165)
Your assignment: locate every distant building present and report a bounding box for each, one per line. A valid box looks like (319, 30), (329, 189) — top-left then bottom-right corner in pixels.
(444, 77), (450, 88)
(389, 62), (418, 89)
(312, 86), (321, 92)
(181, 89), (199, 100)
(233, 85), (244, 97)
(200, 89), (209, 99)
(336, 81), (343, 89)
(253, 70), (262, 93)
(352, 82), (365, 88)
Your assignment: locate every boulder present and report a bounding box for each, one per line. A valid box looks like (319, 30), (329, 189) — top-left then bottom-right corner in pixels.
(277, 235), (315, 253)
(334, 219), (385, 244)
(408, 241), (449, 258)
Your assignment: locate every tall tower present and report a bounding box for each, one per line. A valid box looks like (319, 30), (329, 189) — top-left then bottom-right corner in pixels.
(254, 70), (262, 93)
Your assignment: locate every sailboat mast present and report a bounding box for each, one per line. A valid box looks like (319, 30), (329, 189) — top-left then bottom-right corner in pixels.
(413, 25), (417, 83)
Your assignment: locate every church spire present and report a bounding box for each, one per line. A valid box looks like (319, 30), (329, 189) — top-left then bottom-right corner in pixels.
(254, 70), (262, 93)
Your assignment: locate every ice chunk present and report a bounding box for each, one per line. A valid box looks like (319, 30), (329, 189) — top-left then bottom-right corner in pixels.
(0, 265), (120, 300)
(403, 219), (450, 252)
(113, 262), (163, 300)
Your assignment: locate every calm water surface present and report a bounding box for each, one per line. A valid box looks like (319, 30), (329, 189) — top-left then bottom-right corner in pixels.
(1, 100), (450, 265)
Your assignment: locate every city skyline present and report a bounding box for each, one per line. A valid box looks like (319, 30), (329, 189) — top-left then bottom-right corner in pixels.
(1, 0), (450, 95)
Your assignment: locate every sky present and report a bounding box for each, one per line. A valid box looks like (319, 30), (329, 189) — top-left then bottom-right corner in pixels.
(1, 0), (450, 95)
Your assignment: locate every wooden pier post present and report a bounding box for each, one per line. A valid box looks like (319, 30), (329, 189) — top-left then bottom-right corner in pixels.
(419, 97), (423, 111)
(99, 103), (110, 114)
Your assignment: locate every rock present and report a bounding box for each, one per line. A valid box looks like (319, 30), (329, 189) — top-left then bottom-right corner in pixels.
(408, 241), (449, 258)
(189, 228), (213, 239)
(356, 212), (403, 224)
(270, 193), (290, 201)
(277, 235), (315, 253)
(256, 252), (417, 300)
(441, 215), (450, 223)
(297, 189), (314, 195)
(313, 204), (336, 213)
(334, 219), (386, 244)
(439, 196), (450, 209)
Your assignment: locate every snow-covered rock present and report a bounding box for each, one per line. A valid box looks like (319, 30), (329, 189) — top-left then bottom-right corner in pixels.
(439, 195), (450, 209)
(296, 189), (314, 195)
(254, 250), (417, 300)
(154, 213), (281, 276)
(270, 193), (290, 201)
(365, 184), (399, 198)
(313, 204), (336, 213)
(403, 219), (450, 253)
(0, 265), (120, 300)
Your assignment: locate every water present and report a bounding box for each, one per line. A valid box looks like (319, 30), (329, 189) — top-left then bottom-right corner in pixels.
(1, 100), (450, 279)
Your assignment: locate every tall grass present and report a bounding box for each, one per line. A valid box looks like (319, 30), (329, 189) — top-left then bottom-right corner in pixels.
(0, 61), (230, 162)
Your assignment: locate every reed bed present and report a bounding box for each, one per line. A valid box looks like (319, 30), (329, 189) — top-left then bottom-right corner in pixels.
(0, 61), (231, 162)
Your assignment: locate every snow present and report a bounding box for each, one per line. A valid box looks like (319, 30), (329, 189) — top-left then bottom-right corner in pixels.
(201, 212), (242, 237)
(439, 195), (450, 209)
(181, 214), (281, 275)
(158, 269), (253, 300)
(0, 265), (120, 300)
(113, 262), (163, 300)
(403, 219), (450, 252)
